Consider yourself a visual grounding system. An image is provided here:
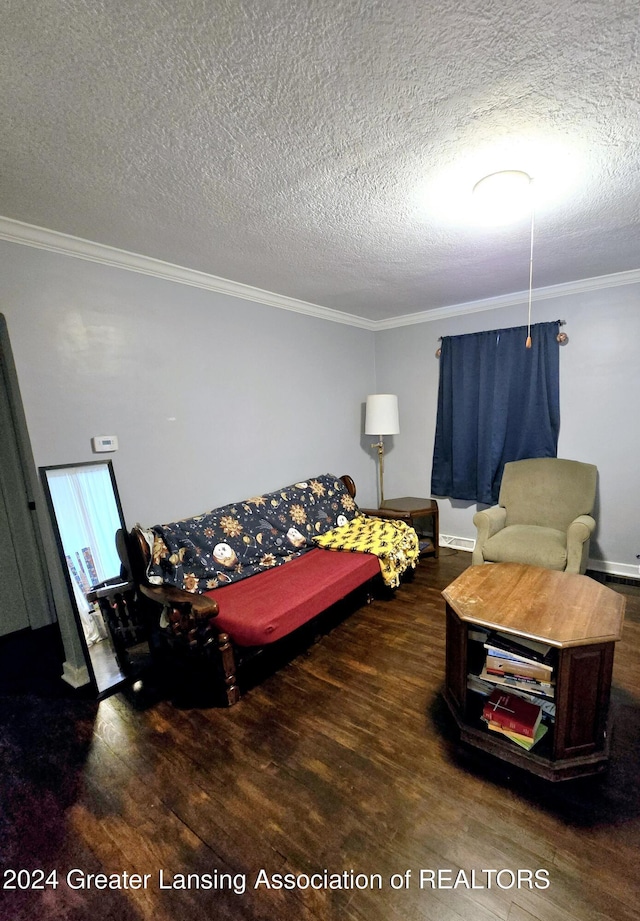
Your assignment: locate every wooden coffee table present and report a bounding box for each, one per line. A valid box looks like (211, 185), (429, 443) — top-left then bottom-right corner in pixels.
(442, 562), (626, 781)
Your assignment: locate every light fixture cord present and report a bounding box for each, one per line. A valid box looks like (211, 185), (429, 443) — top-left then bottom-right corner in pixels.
(526, 192), (535, 349)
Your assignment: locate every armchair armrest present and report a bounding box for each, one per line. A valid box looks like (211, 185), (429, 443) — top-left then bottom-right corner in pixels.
(567, 514), (596, 540)
(566, 514), (596, 574)
(472, 505), (507, 565)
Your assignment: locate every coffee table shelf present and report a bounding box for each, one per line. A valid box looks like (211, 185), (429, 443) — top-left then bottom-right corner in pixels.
(442, 563), (625, 782)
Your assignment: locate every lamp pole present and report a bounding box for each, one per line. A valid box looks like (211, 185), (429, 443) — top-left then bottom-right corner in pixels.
(371, 437), (386, 505)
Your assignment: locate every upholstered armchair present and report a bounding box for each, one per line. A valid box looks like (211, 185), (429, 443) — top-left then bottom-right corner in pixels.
(472, 458), (597, 574)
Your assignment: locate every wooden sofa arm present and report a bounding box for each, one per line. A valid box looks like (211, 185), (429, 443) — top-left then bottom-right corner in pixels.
(140, 583), (237, 704)
(140, 583), (220, 651)
(140, 583), (219, 617)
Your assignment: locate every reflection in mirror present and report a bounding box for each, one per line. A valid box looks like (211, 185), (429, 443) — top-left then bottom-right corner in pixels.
(40, 460), (128, 697)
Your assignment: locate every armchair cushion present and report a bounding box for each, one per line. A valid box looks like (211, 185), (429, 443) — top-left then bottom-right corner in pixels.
(479, 524), (568, 570)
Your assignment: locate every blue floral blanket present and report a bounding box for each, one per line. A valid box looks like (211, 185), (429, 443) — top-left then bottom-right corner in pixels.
(144, 474), (359, 593)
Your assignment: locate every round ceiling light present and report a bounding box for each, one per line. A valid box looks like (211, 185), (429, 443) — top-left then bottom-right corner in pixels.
(472, 170), (533, 225)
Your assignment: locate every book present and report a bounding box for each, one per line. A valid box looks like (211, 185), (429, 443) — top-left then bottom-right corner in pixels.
(484, 644), (554, 670)
(486, 720), (549, 751)
(485, 654), (553, 683)
(482, 688), (542, 737)
(484, 631), (554, 665)
(467, 674), (497, 696)
(479, 666), (555, 699)
(466, 673), (557, 720)
(484, 667), (551, 687)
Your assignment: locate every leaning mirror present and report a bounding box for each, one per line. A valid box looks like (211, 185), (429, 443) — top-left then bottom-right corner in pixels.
(40, 460), (129, 697)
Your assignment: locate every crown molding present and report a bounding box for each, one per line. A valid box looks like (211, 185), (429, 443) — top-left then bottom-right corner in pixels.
(2, 215), (639, 332)
(375, 266), (640, 329)
(0, 216), (377, 330)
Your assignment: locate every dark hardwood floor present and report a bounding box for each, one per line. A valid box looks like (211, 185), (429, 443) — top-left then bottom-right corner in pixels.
(2, 551), (639, 921)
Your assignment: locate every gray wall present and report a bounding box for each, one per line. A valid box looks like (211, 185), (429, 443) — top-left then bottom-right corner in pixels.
(374, 281), (640, 574)
(1, 241), (379, 527)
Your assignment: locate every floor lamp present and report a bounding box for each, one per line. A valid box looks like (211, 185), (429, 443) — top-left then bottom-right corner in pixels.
(364, 394), (399, 506)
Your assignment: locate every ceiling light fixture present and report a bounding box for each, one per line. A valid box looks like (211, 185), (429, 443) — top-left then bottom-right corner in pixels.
(472, 169), (532, 224)
(473, 170), (535, 347)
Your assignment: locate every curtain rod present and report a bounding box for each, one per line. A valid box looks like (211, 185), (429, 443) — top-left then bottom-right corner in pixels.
(437, 319), (567, 342)
(436, 320), (568, 355)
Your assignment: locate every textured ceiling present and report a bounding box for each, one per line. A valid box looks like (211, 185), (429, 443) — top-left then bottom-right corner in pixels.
(1, 0), (639, 322)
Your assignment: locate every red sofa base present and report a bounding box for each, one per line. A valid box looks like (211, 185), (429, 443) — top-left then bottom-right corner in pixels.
(205, 547), (381, 647)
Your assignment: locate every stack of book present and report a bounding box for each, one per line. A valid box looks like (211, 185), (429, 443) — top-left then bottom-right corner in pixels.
(482, 687), (548, 751)
(479, 631), (555, 699)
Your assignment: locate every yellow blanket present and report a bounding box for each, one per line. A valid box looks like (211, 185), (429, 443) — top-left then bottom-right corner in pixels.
(314, 514), (420, 588)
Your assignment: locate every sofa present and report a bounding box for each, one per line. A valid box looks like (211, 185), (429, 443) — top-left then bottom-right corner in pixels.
(99, 473), (419, 704)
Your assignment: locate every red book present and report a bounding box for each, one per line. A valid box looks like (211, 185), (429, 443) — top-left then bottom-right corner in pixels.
(482, 689), (542, 738)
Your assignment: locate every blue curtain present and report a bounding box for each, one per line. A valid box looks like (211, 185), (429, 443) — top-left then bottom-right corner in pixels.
(431, 320), (560, 504)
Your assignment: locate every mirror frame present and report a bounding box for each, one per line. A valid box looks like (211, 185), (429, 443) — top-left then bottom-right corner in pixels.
(39, 459), (129, 699)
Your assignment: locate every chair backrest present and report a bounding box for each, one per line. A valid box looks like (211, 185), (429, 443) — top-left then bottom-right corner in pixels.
(499, 458), (597, 531)
(115, 527), (152, 587)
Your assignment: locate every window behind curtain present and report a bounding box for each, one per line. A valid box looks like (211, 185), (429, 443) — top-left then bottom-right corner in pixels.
(430, 320), (560, 505)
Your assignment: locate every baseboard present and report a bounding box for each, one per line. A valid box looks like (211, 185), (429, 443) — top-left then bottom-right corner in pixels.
(587, 560), (640, 583)
(588, 573), (640, 591)
(438, 538), (639, 582)
(62, 660), (91, 688)
(439, 534), (476, 552)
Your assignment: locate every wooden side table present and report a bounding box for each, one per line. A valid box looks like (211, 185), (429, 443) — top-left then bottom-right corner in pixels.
(361, 497), (439, 558)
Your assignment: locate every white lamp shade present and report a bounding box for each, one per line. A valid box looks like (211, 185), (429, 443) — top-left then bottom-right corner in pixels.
(365, 394), (399, 435)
